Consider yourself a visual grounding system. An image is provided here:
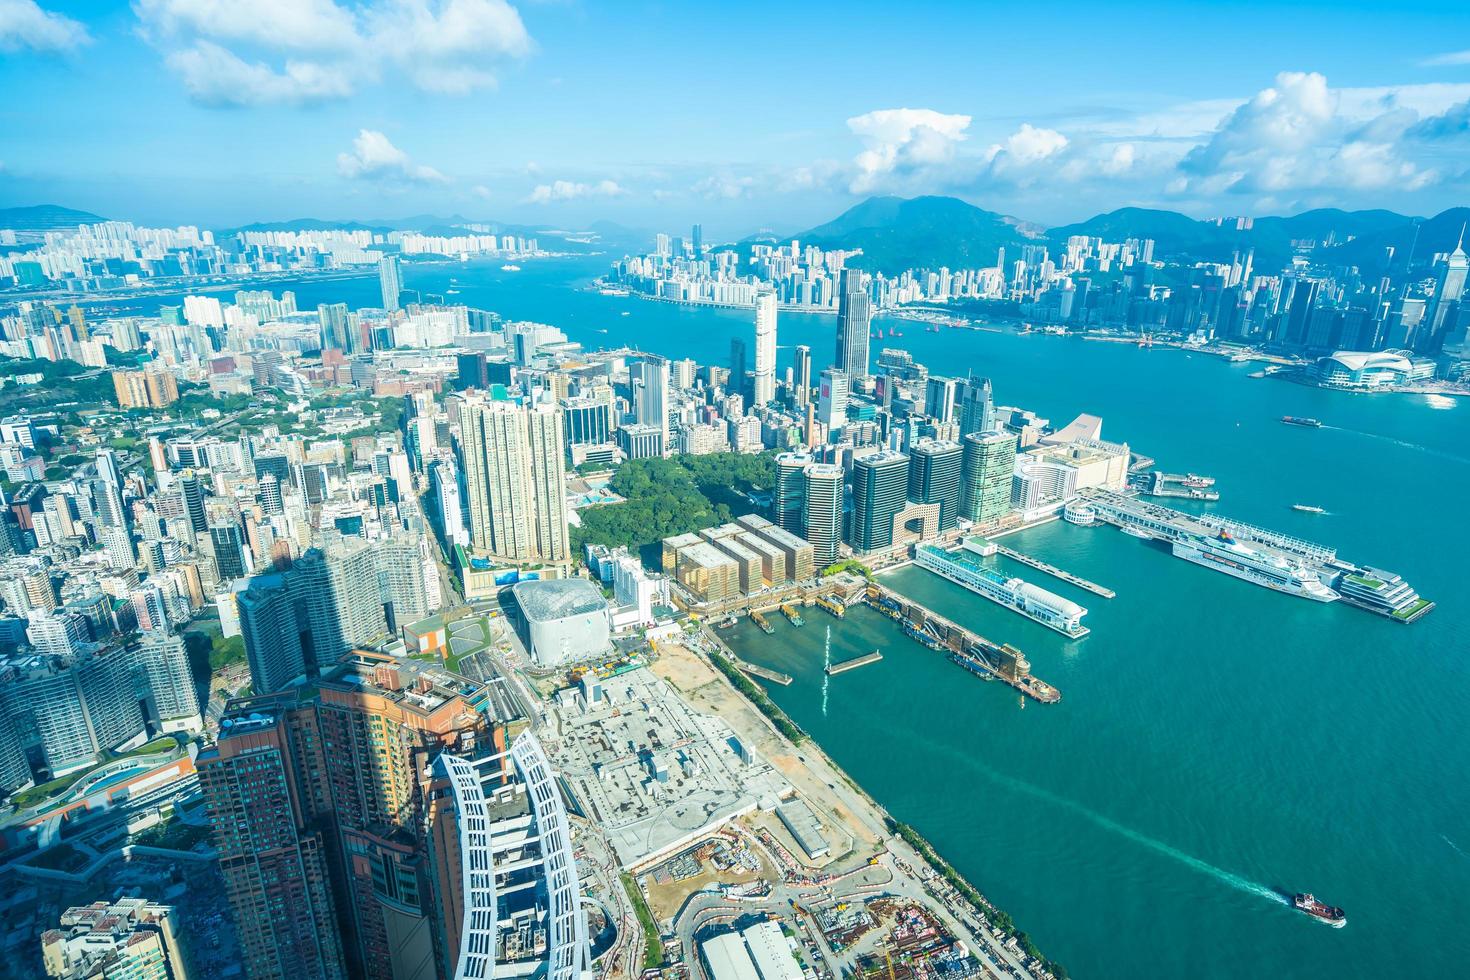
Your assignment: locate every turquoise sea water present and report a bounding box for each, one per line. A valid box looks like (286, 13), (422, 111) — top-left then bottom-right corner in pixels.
(90, 254), (1470, 977)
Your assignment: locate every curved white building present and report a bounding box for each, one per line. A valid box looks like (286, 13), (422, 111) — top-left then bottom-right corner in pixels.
(1313, 350), (1434, 390)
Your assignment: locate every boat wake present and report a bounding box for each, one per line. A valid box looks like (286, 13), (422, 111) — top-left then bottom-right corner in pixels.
(1442, 834), (1470, 862)
(909, 732), (1289, 907)
(1320, 425), (1470, 467)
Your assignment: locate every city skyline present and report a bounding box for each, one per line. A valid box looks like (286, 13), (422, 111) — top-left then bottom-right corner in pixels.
(4, 2), (1470, 231)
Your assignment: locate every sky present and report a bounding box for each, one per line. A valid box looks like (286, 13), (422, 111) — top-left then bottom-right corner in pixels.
(3, 0), (1470, 237)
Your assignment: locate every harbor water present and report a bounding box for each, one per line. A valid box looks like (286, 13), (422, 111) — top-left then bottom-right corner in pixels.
(85, 253), (1470, 978)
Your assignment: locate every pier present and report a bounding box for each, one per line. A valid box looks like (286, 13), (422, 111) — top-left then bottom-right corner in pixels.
(1083, 489), (1337, 562)
(993, 544), (1116, 598)
(1133, 471), (1220, 501)
(859, 582), (1061, 704)
(915, 545), (1091, 638)
(825, 650), (883, 675)
(701, 627), (793, 685)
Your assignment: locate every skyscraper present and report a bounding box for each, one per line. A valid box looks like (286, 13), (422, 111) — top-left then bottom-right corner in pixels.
(849, 451), (909, 553)
(834, 269), (871, 379)
(817, 368), (848, 436)
(1425, 229), (1468, 351)
(457, 393), (569, 562)
(729, 337), (747, 400)
(924, 376), (959, 424)
(908, 439), (963, 531)
(774, 452), (812, 535)
(629, 355), (670, 450)
(792, 344), (812, 407)
(752, 291), (778, 406)
(801, 463), (844, 567)
(318, 302), (351, 351)
(957, 375), (994, 437)
(960, 430), (1018, 526)
(238, 575), (306, 694)
(378, 255), (403, 312)
(197, 708), (349, 980)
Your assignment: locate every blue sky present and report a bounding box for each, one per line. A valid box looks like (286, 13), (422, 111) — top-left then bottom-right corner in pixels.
(3, 0), (1470, 235)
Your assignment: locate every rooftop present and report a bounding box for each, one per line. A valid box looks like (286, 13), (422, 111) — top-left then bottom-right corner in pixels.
(512, 577), (608, 623)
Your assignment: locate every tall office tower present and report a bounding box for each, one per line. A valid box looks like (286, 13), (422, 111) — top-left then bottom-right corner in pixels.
(238, 576), (306, 694)
(729, 337), (747, 400)
(40, 898), (190, 980)
(692, 223), (703, 253)
(925, 376), (959, 424)
(849, 450), (910, 553)
(792, 344), (813, 406)
(834, 268), (871, 378)
(317, 302), (351, 352)
(134, 631), (203, 733)
(752, 291), (778, 406)
(1281, 279), (1320, 347)
(378, 255), (403, 312)
(291, 536), (389, 667)
(817, 368), (849, 435)
(178, 470), (208, 534)
(773, 452), (812, 535)
(957, 375), (994, 437)
(960, 430), (1018, 525)
(1425, 230), (1468, 350)
(197, 709), (349, 980)
(457, 394), (569, 562)
(908, 439), (963, 532)
(801, 462), (844, 567)
(629, 354), (670, 450)
(209, 522), (249, 581)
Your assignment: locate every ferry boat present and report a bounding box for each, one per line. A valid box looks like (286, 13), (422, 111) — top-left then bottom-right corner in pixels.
(1281, 416), (1322, 427)
(1122, 524), (1155, 539)
(1293, 893), (1346, 928)
(501, 264), (522, 272)
(1292, 504), (1326, 514)
(1172, 530), (1339, 602)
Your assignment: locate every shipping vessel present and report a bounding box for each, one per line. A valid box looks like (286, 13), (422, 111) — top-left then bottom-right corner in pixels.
(1292, 504), (1326, 514)
(1281, 416), (1322, 427)
(916, 545), (1090, 638)
(1293, 893), (1346, 927)
(1171, 530), (1339, 602)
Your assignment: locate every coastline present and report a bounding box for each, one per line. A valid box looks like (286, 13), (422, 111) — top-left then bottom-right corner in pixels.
(665, 635), (1064, 979)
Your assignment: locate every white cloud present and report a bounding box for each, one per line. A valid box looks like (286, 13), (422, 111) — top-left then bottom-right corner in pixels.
(983, 123), (1068, 167)
(1421, 48), (1470, 68)
(167, 41), (353, 107)
(846, 108), (972, 192)
(1176, 71), (1438, 197)
(0, 0), (90, 52)
(692, 174), (755, 200)
(527, 179), (626, 203)
(471, 184), (492, 200)
(135, 0), (531, 106)
(337, 129), (447, 183)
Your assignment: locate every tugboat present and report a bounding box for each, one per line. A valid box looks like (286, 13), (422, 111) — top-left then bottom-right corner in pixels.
(1281, 416), (1323, 428)
(1293, 893), (1346, 927)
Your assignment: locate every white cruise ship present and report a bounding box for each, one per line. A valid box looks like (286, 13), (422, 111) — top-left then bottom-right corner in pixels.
(1172, 530), (1338, 602)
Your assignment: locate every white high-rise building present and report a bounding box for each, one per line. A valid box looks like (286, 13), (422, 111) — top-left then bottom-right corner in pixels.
(752, 292), (778, 406)
(457, 393), (569, 563)
(817, 369), (849, 435)
(134, 631), (203, 733)
(378, 254), (403, 311)
(630, 355), (670, 450)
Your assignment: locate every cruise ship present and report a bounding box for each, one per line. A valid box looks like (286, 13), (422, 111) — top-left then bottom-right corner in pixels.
(1172, 530), (1339, 602)
(916, 545), (1090, 637)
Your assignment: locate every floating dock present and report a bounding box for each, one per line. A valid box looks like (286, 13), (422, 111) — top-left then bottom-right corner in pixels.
(861, 582), (1060, 704)
(993, 544), (1116, 599)
(1133, 471), (1220, 501)
(826, 650), (882, 675)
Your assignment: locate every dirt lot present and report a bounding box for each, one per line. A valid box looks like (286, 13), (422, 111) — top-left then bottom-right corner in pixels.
(651, 642), (885, 865)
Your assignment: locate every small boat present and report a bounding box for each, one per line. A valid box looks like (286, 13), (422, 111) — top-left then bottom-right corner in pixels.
(500, 264), (522, 272)
(1292, 504), (1326, 514)
(446, 288), (460, 294)
(1281, 416), (1322, 428)
(620, 311), (631, 317)
(1122, 525), (1154, 539)
(1292, 893), (1346, 928)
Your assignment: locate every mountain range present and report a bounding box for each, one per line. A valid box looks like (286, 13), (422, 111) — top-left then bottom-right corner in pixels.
(0, 204), (107, 231)
(788, 197), (1470, 277)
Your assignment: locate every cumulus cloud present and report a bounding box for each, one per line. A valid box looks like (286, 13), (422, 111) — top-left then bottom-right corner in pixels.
(1176, 71), (1437, 196)
(134, 0), (531, 107)
(167, 41), (354, 107)
(527, 179), (626, 203)
(337, 129), (446, 183)
(847, 108), (972, 192)
(692, 174), (756, 200)
(0, 0), (90, 52)
(471, 184), (492, 200)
